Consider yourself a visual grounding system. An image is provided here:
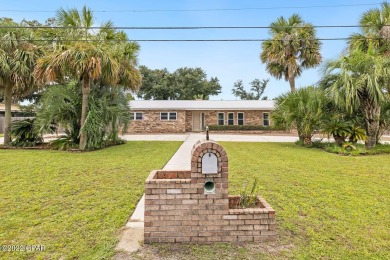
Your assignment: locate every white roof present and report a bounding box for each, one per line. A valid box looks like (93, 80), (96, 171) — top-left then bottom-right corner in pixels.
(129, 100), (274, 111)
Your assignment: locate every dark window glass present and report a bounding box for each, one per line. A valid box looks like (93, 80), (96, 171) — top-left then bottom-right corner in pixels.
(238, 113), (244, 125)
(228, 113), (234, 125)
(218, 113), (224, 125)
(135, 112), (143, 120)
(161, 112), (168, 120)
(263, 113), (270, 126)
(169, 112), (177, 120)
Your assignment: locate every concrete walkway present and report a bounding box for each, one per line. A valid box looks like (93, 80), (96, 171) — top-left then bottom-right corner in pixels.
(115, 134), (202, 255)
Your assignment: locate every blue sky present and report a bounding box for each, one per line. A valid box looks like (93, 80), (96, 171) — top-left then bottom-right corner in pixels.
(0, 1), (382, 100)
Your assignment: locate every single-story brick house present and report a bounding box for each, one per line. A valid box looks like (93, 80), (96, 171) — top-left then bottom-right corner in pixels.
(127, 100), (274, 133)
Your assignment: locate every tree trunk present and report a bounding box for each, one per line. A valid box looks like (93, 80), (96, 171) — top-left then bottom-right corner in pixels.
(363, 102), (381, 149)
(303, 136), (312, 145)
(3, 85), (12, 146)
(288, 76), (296, 92)
(333, 134), (345, 147)
(79, 74), (91, 150)
(297, 129), (304, 142)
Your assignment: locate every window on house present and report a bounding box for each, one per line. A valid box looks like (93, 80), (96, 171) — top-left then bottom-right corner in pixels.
(169, 112), (176, 120)
(263, 112), (270, 126)
(228, 113), (234, 125)
(130, 112), (144, 120)
(160, 112), (168, 120)
(160, 112), (177, 120)
(237, 112), (244, 125)
(218, 113), (224, 125)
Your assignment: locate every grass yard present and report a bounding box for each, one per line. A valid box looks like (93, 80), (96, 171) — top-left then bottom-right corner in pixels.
(0, 141), (181, 259)
(0, 133), (3, 137)
(135, 142), (390, 260)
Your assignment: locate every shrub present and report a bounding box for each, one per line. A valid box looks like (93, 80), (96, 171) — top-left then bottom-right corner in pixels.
(272, 86), (326, 145)
(49, 136), (78, 150)
(35, 83), (130, 150)
(9, 119), (43, 147)
(208, 125), (274, 131)
(322, 117), (366, 146)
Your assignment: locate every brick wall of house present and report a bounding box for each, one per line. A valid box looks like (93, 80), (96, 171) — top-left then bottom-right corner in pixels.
(127, 109), (272, 133)
(185, 111), (192, 132)
(144, 140), (276, 243)
(127, 110), (187, 133)
(203, 110), (272, 126)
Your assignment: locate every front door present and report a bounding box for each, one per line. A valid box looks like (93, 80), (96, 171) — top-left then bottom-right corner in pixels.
(192, 112), (201, 131)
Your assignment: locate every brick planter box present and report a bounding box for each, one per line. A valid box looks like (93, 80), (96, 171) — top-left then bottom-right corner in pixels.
(144, 140), (276, 243)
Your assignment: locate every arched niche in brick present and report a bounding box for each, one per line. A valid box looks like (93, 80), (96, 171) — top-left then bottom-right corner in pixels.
(191, 140), (228, 178)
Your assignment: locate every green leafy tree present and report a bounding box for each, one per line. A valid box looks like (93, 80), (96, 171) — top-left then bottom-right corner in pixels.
(272, 86), (326, 145)
(137, 66), (176, 100)
(137, 66), (221, 100)
(173, 67), (221, 100)
(232, 79), (269, 100)
(260, 14), (322, 92)
(0, 18), (41, 145)
(34, 6), (141, 150)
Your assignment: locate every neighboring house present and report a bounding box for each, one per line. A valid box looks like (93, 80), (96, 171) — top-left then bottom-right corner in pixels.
(128, 100), (274, 133)
(0, 103), (22, 117)
(0, 103), (33, 133)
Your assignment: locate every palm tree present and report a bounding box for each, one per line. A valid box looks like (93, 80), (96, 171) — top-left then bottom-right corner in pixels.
(34, 6), (141, 150)
(350, 1), (390, 55)
(323, 49), (390, 149)
(260, 14), (322, 92)
(0, 18), (40, 145)
(271, 86), (326, 145)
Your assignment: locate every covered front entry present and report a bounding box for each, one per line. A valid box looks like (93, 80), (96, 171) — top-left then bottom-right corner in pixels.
(192, 111), (205, 131)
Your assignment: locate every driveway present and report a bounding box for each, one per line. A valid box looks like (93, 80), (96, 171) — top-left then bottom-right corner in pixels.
(1, 133), (389, 145)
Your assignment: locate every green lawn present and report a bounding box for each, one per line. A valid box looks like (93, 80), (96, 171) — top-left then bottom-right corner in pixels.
(0, 141), (181, 259)
(1, 141), (389, 259)
(136, 142), (390, 259)
(0, 133), (3, 137)
(226, 142), (390, 259)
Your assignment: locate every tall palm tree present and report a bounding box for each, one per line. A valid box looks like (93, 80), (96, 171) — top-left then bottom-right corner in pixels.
(349, 1), (390, 95)
(260, 14), (322, 92)
(34, 6), (141, 150)
(0, 18), (40, 145)
(323, 49), (390, 149)
(350, 1), (390, 54)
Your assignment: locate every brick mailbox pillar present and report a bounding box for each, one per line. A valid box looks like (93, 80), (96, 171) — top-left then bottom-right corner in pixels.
(144, 140), (276, 243)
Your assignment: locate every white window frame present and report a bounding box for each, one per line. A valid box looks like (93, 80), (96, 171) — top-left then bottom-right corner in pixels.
(217, 112), (225, 125)
(130, 112), (144, 121)
(263, 112), (270, 126)
(227, 112), (234, 125)
(237, 112), (244, 126)
(160, 111), (177, 121)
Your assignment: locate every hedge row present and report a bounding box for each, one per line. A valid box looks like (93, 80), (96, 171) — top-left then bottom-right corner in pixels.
(207, 125), (278, 131)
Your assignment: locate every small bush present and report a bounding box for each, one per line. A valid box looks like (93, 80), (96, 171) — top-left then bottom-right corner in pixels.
(208, 125), (276, 131)
(324, 143), (390, 156)
(49, 136), (78, 150)
(9, 119), (43, 147)
(238, 178), (262, 208)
